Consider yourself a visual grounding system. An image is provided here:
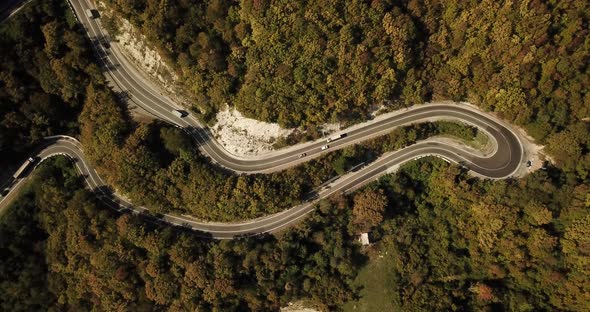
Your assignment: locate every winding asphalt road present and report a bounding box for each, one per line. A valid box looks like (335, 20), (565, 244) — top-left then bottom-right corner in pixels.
(0, 0), (525, 238)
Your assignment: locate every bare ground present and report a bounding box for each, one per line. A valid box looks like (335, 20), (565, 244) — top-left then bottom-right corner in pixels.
(211, 106), (294, 156)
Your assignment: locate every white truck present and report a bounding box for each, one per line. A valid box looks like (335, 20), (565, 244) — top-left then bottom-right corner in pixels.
(12, 157), (36, 179)
(172, 109), (184, 118)
(86, 9), (95, 19)
(327, 133), (346, 143)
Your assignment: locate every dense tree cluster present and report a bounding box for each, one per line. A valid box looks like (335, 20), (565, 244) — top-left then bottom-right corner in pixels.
(1, 158), (363, 311)
(102, 0), (588, 141)
(70, 11), (481, 221)
(79, 86), (314, 220)
(101, 0), (590, 188)
(352, 188), (388, 232)
(79, 83), (485, 221)
(0, 1), (102, 164)
(3, 153), (588, 310)
(63, 0), (589, 228)
(347, 158), (590, 311)
(1, 0), (589, 310)
(102, 0), (420, 126)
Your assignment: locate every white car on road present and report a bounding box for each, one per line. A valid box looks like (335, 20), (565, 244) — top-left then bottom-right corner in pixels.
(172, 109), (185, 118)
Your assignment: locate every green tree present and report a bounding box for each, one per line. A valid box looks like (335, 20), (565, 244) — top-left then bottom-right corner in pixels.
(352, 188), (388, 232)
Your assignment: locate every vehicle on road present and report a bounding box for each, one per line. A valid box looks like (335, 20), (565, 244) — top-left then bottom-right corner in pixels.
(458, 160), (470, 170)
(172, 109), (185, 118)
(326, 133), (346, 143)
(85, 9), (95, 19)
(101, 39), (110, 49)
(321, 145), (329, 151)
(298, 153), (307, 158)
(1, 187), (9, 197)
(12, 157), (37, 179)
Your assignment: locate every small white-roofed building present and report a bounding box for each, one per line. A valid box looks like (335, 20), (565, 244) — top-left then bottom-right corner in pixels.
(359, 232), (370, 246)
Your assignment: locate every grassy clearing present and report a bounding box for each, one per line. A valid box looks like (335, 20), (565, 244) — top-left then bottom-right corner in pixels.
(343, 246), (400, 312)
(467, 130), (490, 150)
(434, 120), (491, 151)
(438, 130), (490, 151)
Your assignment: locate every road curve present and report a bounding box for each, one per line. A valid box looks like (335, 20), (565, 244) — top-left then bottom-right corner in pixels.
(0, 0), (31, 23)
(0, 0), (526, 238)
(66, 0), (522, 178)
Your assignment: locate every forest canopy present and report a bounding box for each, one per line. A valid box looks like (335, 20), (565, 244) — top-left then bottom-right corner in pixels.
(103, 0), (589, 143)
(0, 0), (103, 164)
(1, 158), (363, 311)
(97, 0), (590, 188)
(0, 0), (589, 311)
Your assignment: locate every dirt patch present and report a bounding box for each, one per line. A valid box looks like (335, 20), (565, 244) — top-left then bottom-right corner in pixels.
(98, 1), (181, 101)
(510, 124), (549, 177)
(114, 19), (177, 90)
(211, 106), (294, 156)
(281, 301), (320, 312)
(322, 122), (341, 135)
